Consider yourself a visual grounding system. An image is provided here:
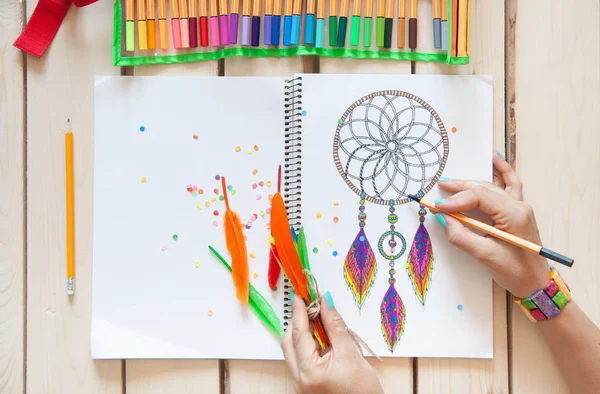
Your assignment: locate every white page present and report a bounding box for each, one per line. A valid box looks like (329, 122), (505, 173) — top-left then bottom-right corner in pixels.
(298, 74), (494, 358)
(92, 76), (287, 359)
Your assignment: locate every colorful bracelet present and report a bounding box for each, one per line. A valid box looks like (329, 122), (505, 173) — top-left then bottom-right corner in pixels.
(515, 267), (571, 322)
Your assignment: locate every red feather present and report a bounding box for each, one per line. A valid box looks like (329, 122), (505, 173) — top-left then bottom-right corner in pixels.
(267, 165), (282, 291)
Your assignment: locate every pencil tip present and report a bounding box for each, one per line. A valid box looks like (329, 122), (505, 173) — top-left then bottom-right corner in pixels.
(407, 194), (420, 202)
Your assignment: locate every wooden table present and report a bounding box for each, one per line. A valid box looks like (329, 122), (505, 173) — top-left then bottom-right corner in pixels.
(1, 1), (598, 392)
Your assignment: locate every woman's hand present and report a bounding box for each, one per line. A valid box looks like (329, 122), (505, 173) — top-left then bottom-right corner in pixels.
(433, 152), (550, 298)
(281, 292), (383, 394)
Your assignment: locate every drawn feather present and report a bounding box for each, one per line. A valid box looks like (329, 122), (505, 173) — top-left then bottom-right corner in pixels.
(270, 192), (309, 300)
(343, 228), (377, 310)
(267, 165), (283, 291)
(406, 223), (434, 305)
(380, 284), (406, 352)
(221, 177), (249, 305)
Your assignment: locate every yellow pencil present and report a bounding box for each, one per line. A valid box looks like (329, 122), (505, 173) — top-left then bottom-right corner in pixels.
(137, 0), (148, 50)
(65, 120), (75, 295)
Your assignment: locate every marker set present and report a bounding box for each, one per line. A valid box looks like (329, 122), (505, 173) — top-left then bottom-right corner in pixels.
(114, 0), (471, 66)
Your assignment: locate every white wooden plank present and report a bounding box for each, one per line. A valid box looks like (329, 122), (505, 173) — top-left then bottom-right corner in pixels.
(125, 56), (221, 394)
(25, 2), (123, 392)
(414, 1), (509, 393)
(511, 1), (600, 393)
(0, 2), (25, 393)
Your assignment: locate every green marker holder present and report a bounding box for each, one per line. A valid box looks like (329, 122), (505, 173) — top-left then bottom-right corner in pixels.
(113, 0), (470, 66)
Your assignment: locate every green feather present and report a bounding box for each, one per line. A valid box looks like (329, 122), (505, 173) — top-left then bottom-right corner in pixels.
(298, 227), (317, 301)
(209, 245), (284, 338)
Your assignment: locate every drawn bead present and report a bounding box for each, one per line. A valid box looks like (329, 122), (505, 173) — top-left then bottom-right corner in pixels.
(389, 269), (396, 276)
(358, 212), (367, 221)
(389, 239), (397, 248)
(390, 225), (395, 230)
(358, 221), (366, 228)
(359, 206), (366, 212)
(419, 208), (427, 216)
(388, 278), (396, 285)
(388, 213), (398, 223)
(360, 199), (365, 205)
(389, 207), (396, 213)
(419, 216), (425, 223)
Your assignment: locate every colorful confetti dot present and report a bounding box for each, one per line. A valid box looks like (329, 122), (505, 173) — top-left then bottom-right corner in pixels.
(215, 175), (221, 181)
(260, 210), (265, 216)
(248, 149), (253, 155)
(213, 188), (219, 194)
(333, 216), (339, 223)
(251, 213), (258, 221)
(252, 183), (258, 189)
(245, 224), (251, 229)
(213, 221), (219, 227)
(333, 251), (338, 257)
(316, 212), (322, 218)
(253, 272), (259, 279)
(197, 204), (203, 210)
(140, 126), (145, 132)
(141, 176), (147, 183)
(161, 245), (167, 251)
(301, 110), (307, 116)
(452, 127), (458, 133)
(219, 195), (225, 201)
(194, 261), (200, 268)
(312, 247), (318, 253)
(227, 184), (233, 191)
(266, 223), (271, 230)
(259, 181), (265, 187)
(253, 145), (259, 151)
(211, 196), (216, 202)
(265, 207), (271, 214)
(235, 146), (241, 152)
(252, 169), (258, 175)
(207, 309), (213, 317)
(198, 189), (204, 194)
(250, 253), (256, 259)
(205, 201), (211, 207)
(266, 180), (272, 187)
(173, 234), (179, 241)
(457, 304), (463, 311)
(231, 189), (237, 195)
(193, 134), (199, 139)
(256, 195), (262, 200)
(213, 210), (219, 216)
(268, 194), (273, 200)
(327, 240), (333, 246)
(333, 201), (339, 206)
(337, 119), (343, 125)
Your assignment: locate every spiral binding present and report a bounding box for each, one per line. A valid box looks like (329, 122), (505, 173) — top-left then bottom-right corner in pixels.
(282, 76), (303, 328)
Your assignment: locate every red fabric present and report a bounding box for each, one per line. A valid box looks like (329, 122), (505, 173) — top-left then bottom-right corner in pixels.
(13, 0), (98, 58)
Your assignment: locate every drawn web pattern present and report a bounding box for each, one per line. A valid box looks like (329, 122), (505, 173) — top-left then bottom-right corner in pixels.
(333, 91), (449, 205)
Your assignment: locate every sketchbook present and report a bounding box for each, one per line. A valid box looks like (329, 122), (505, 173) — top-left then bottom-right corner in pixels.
(92, 74), (493, 360)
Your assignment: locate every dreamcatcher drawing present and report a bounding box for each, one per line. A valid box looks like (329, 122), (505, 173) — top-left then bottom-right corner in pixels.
(333, 90), (449, 352)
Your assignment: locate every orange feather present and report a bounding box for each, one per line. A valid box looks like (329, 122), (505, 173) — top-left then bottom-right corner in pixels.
(270, 193), (309, 300)
(222, 177), (249, 305)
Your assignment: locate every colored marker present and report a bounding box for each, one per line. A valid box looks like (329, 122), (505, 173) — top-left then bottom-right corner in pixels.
(180, 0), (190, 47)
(337, 0), (349, 46)
(170, 0), (182, 48)
(329, 0), (338, 46)
(230, 0), (240, 43)
(125, 0), (135, 51)
(350, 0), (360, 46)
(408, 0), (416, 49)
(264, 0), (273, 44)
(199, 0), (209, 46)
(242, 0), (251, 45)
(283, 0), (293, 45)
(452, 0), (457, 56)
(433, 0), (441, 48)
(147, 0), (157, 49)
(272, 0), (282, 44)
(466, 0), (470, 55)
(383, 0), (393, 48)
(440, 0), (448, 50)
(290, 0), (302, 44)
(305, 0), (316, 45)
(375, 0), (384, 47)
(251, 0), (261, 46)
(210, 0), (220, 46)
(363, 0), (373, 47)
(158, 0), (169, 48)
(219, 0), (230, 45)
(397, 0), (405, 48)
(188, 0), (199, 47)
(315, 0), (325, 47)
(457, 0), (467, 56)
(137, 0), (148, 50)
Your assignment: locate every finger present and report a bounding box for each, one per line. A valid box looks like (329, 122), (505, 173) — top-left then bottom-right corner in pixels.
(281, 316), (299, 381)
(291, 296), (320, 364)
(493, 167), (506, 189)
(438, 179), (504, 195)
(439, 213), (499, 262)
(319, 293), (359, 356)
(493, 151), (523, 200)
(435, 185), (514, 218)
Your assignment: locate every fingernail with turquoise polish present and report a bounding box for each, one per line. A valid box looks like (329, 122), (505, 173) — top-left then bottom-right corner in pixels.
(434, 198), (447, 204)
(324, 291), (335, 309)
(434, 213), (447, 228)
(496, 150), (505, 159)
(439, 176), (451, 182)
(290, 291), (295, 303)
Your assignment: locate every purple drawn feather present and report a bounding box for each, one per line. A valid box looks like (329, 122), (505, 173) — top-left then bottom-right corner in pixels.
(406, 223), (434, 305)
(343, 228), (377, 310)
(380, 284), (406, 352)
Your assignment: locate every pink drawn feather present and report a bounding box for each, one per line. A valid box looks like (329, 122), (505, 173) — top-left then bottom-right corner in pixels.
(343, 228), (377, 310)
(380, 284), (406, 352)
(406, 223), (434, 305)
